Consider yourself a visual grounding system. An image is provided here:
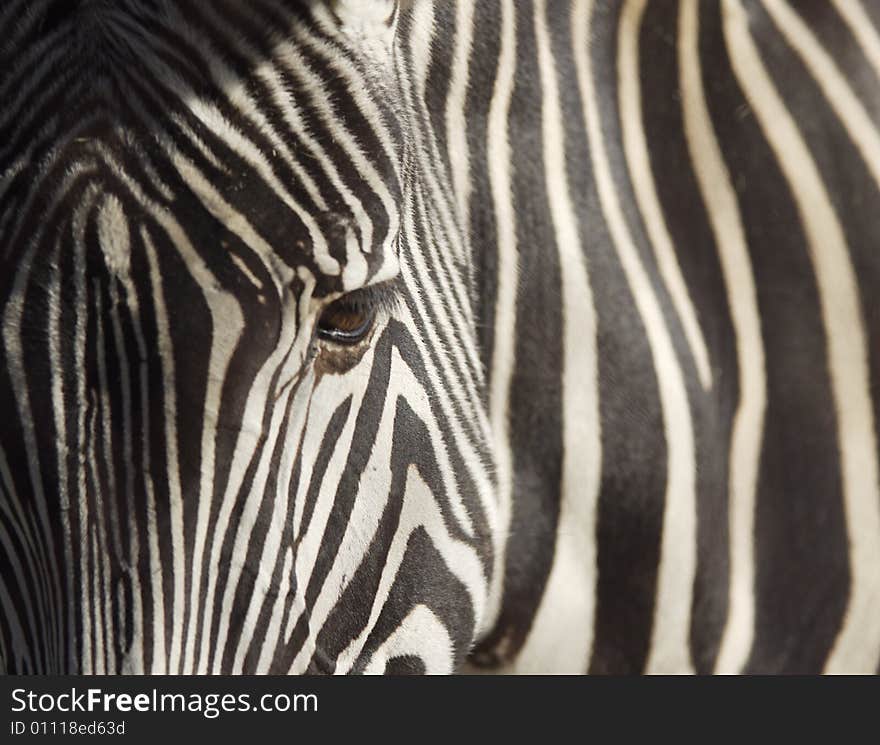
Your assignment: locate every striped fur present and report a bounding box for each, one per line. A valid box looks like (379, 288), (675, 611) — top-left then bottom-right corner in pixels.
(1, 0), (879, 674)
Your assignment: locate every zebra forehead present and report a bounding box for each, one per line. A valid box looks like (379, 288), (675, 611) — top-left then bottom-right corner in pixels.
(8, 0), (409, 295)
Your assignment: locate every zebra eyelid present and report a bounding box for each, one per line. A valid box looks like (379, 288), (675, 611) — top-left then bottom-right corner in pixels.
(328, 276), (405, 318)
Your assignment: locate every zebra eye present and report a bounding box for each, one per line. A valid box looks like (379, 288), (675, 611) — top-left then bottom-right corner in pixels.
(317, 297), (376, 345)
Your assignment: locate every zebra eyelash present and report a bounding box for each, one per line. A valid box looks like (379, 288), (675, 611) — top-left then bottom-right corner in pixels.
(328, 277), (404, 319)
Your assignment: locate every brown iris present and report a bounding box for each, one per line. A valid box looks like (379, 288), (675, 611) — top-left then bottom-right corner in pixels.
(317, 296), (376, 345)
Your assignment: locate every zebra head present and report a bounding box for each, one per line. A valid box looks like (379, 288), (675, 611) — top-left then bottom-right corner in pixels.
(0, 0), (496, 674)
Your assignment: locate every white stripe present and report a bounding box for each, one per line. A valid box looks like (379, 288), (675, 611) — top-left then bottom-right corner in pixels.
(279, 33), (401, 257)
(408, 183), (489, 435)
(71, 198), (95, 674)
(116, 254), (155, 674)
(87, 147), (249, 674)
(398, 3), (485, 368)
(46, 230), (73, 672)
(293, 28), (401, 187)
(182, 97), (340, 277)
(141, 228), (174, 675)
(185, 4), (333, 211)
(511, 0), (602, 674)
(331, 415), (486, 675)
(679, 0), (767, 675)
(198, 263), (308, 673)
(229, 253), (264, 292)
(141, 230), (185, 674)
(724, 0), (880, 675)
(446, 0), (476, 228)
(831, 0), (880, 81)
(289, 366), (397, 672)
(482, 0), (518, 640)
(397, 194), (496, 529)
(290, 378), (343, 549)
(619, 0), (713, 391)
(3, 164), (97, 671)
(580, 0), (697, 674)
(363, 605), (454, 675)
(136, 346), (165, 674)
(400, 1), (487, 379)
(88, 524), (104, 674)
(217, 379), (301, 674)
(90, 282), (117, 674)
(763, 0), (880, 193)
(253, 548), (294, 674)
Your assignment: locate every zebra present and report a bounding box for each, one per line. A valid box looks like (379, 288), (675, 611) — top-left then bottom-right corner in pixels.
(1, 0), (879, 675)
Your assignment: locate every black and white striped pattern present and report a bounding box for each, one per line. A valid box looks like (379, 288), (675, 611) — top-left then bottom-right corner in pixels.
(1, 0), (879, 675)
(462, 0), (880, 674)
(0, 0), (494, 674)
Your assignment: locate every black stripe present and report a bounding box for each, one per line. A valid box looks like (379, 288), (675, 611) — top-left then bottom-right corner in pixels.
(641, 0), (736, 674)
(704, 0), (849, 673)
(473, 1), (564, 667)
